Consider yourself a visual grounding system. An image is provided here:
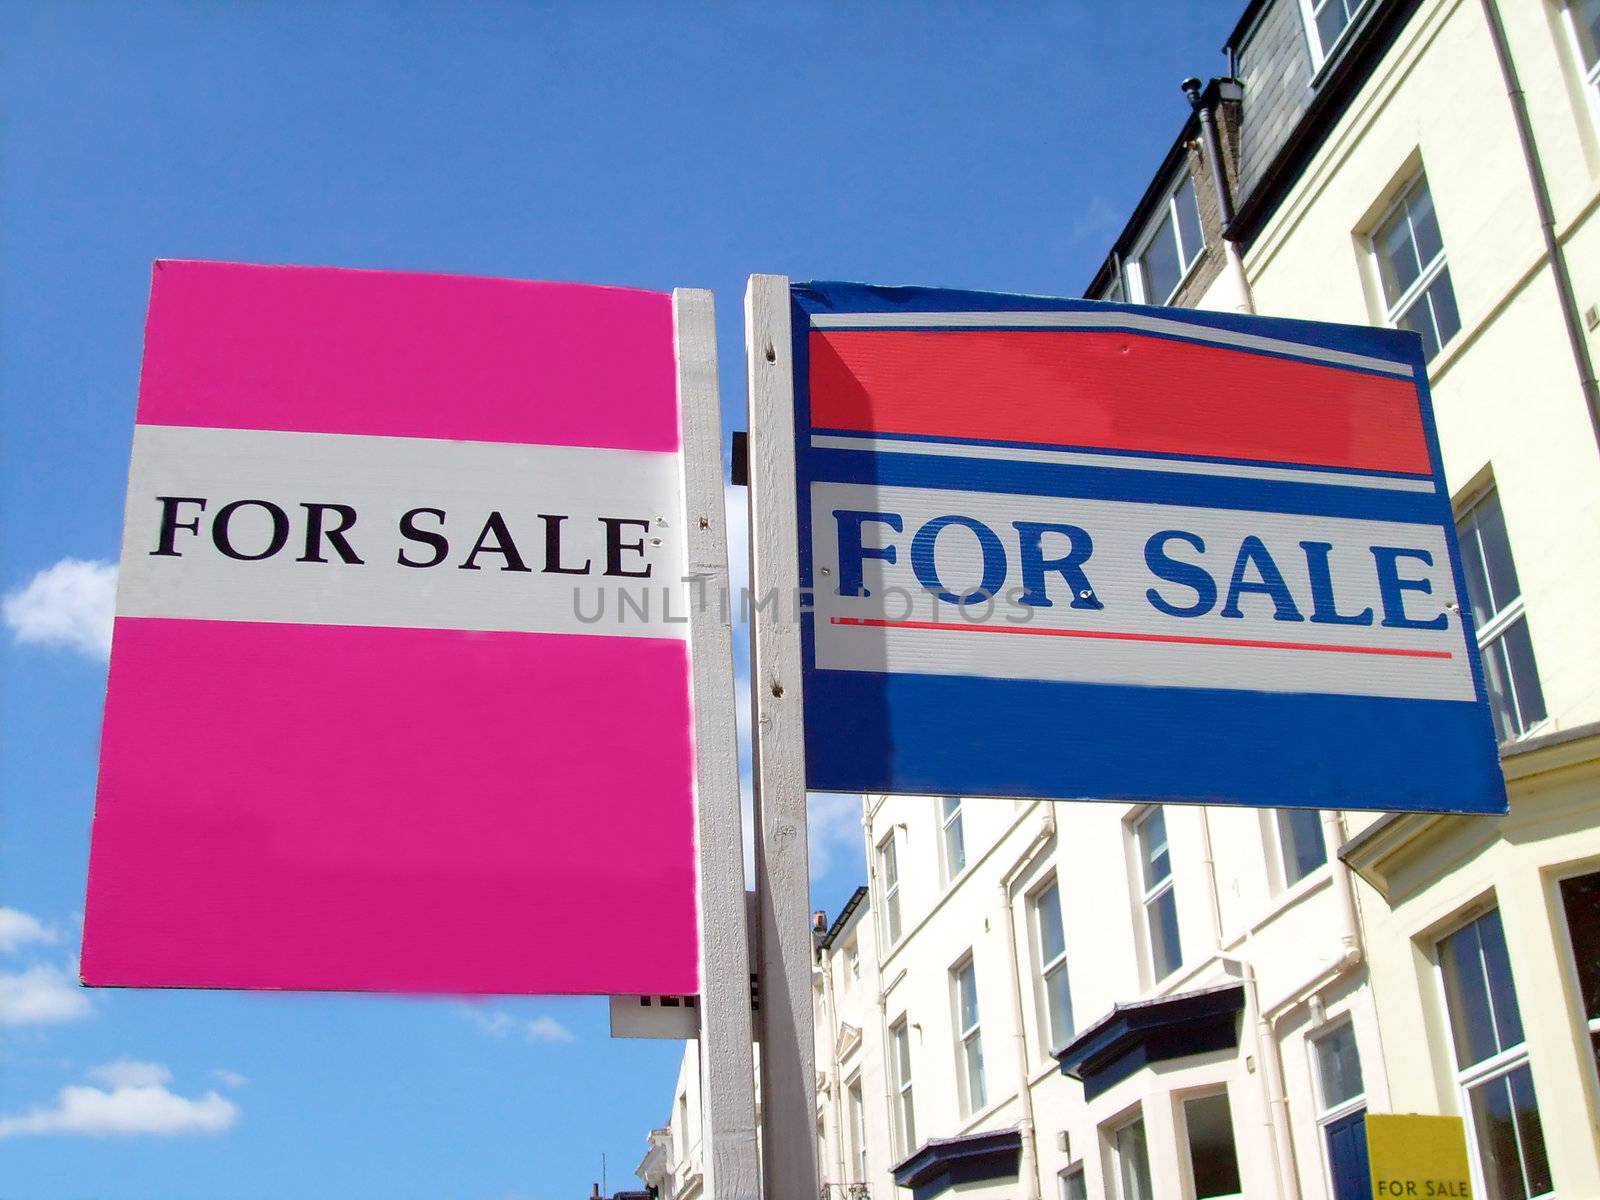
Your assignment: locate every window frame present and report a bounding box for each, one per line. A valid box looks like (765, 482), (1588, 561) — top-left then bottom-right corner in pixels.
(1367, 172), (1459, 363)
(940, 796), (967, 885)
(1125, 174), (1206, 305)
(1058, 1164), (1089, 1200)
(846, 1073), (867, 1183)
(1298, 0), (1371, 70)
(1456, 487), (1548, 743)
(1031, 874), (1075, 1053)
(1433, 906), (1554, 1200)
(889, 1016), (916, 1159)
(878, 830), (903, 947)
(1178, 1088), (1244, 1200)
(1309, 1016), (1369, 1200)
(1562, 0), (1600, 120)
(1272, 807), (1329, 892)
(1552, 863), (1600, 1085)
(1107, 1108), (1154, 1200)
(1132, 805), (1183, 982)
(952, 953), (987, 1116)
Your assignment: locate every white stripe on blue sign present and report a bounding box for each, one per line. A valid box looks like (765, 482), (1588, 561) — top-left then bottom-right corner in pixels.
(810, 481), (1473, 702)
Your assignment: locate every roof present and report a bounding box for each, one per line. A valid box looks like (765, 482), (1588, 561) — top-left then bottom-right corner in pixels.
(818, 885), (868, 951)
(890, 1127), (1022, 1200)
(1055, 983), (1245, 1100)
(1226, 0), (1423, 242)
(1081, 76), (1239, 299)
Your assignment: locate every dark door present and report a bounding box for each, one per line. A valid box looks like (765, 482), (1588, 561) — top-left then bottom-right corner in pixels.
(1325, 1108), (1371, 1200)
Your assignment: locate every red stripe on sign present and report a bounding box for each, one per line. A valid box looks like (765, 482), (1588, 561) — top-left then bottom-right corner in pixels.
(809, 330), (1432, 476)
(830, 617), (1455, 660)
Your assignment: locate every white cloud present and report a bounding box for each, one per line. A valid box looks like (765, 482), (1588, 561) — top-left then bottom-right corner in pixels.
(523, 1015), (576, 1044)
(0, 908), (55, 954)
(86, 1059), (171, 1089)
(807, 794), (865, 883)
(211, 1068), (249, 1089)
(0, 1083), (238, 1138)
(459, 1006), (575, 1045)
(2, 559), (117, 660)
(0, 963), (91, 1026)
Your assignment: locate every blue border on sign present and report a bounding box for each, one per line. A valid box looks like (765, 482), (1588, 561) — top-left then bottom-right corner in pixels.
(787, 281), (1506, 815)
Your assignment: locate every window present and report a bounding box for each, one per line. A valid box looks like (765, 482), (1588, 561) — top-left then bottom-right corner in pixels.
(1457, 490), (1547, 742)
(1183, 1092), (1242, 1199)
(941, 796), (966, 882)
(845, 940), (860, 985)
(1558, 869), (1600, 1084)
(1438, 908), (1553, 1199)
(953, 956), (987, 1114)
(1371, 174), (1460, 362)
(847, 1077), (867, 1182)
(890, 1018), (916, 1157)
(1302, 0), (1370, 65)
(1564, 0), (1600, 100)
(1034, 878), (1076, 1050)
(1128, 176), (1205, 304)
(1059, 1166), (1088, 1200)
(879, 832), (902, 946)
(1311, 1020), (1371, 1200)
(1135, 807), (1183, 979)
(1111, 1114), (1154, 1200)
(1276, 808), (1328, 888)
(1314, 1020), (1365, 1113)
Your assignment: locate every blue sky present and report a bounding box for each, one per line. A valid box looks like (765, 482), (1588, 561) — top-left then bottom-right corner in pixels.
(0, 3), (1227, 1196)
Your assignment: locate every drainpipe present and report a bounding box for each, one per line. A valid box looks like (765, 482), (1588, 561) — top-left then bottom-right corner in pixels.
(1195, 809), (1225, 952)
(1321, 811), (1362, 967)
(1479, 0), (1600, 457)
(1237, 957), (1301, 1200)
(998, 804), (1057, 1200)
(1182, 77), (1256, 315)
(864, 803), (901, 1174)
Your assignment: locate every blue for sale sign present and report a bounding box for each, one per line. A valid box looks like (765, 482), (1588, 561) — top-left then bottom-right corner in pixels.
(789, 282), (1506, 813)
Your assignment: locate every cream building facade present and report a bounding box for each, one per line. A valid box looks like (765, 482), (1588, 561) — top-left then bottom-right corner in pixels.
(641, 1), (1600, 1198)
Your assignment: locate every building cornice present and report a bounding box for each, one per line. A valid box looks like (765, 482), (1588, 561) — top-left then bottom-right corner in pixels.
(1339, 721), (1600, 897)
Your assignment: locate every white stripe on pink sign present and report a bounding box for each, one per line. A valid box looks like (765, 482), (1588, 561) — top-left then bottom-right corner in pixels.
(84, 261), (700, 996)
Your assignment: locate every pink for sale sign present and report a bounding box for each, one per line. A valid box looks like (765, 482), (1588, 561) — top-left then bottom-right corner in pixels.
(82, 260), (700, 996)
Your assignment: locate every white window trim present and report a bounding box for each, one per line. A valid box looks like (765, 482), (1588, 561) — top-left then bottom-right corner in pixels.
(1126, 176), (1206, 305)
(1271, 808), (1329, 894)
(878, 831), (902, 947)
(1177, 1088), (1245, 1200)
(1297, 0), (1369, 71)
(1058, 1164), (1088, 1200)
(953, 955), (986, 1116)
(1308, 1017), (1369, 1200)
(1457, 491), (1551, 743)
(845, 1072), (867, 1183)
(1032, 876), (1074, 1054)
(1433, 910), (1553, 1200)
(1552, 863), (1600, 1069)
(1368, 175), (1455, 355)
(1132, 807), (1180, 982)
(1107, 1108), (1153, 1200)
(940, 796), (967, 885)
(1562, 0), (1600, 124)
(890, 1016), (916, 1159)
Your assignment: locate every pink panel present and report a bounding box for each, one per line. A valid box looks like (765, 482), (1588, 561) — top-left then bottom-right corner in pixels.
(83, 617), (699, 995)
(135, 260), (679, 452)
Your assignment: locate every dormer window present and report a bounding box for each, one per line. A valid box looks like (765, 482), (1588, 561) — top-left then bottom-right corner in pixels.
(1126, 176), (1205, 305)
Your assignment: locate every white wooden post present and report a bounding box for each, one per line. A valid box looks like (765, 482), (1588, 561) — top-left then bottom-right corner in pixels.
(743, 274), (821, 1200)
(674, 288), (761, 1200)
